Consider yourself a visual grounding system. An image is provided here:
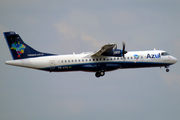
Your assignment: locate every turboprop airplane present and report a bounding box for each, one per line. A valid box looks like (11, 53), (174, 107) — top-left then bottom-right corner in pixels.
(4, 31), (178, 78)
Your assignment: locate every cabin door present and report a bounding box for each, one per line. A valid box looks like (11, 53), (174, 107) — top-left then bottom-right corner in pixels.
(50, 60), (55, 70)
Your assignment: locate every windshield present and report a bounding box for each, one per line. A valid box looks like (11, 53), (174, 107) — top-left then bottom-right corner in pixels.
(161, 52), (170, 56)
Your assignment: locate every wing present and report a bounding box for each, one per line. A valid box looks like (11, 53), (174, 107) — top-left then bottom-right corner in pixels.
(91, 43), (116, 57)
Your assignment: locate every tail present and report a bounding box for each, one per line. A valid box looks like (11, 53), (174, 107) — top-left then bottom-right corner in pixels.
(3, 31), (55, 60)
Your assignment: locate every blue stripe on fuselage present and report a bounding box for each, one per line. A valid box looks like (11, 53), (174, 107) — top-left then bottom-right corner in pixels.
(40, 61), (172, 72)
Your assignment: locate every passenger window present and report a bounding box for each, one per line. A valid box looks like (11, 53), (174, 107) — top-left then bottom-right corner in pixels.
(75, 60), (77, 62)
(82, 59), (84, 62)
(71, 60), (73, 62)
(61, 60), (63, 63)
(68, 60), (70, 62)
(78, 60), (80, 62)
(89, 59), (91, 61)
(96, 59), (98, 61)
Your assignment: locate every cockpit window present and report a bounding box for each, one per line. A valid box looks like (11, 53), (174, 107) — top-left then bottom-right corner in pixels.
(161, 52), (170, 56)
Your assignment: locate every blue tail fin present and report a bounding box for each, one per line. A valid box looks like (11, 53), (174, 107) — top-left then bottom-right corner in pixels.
(4, 31), (55, 60)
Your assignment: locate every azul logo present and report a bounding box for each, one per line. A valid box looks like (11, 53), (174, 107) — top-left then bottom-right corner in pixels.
(134, 54), (140, 60)
(147, 53), (161, 58)
(11, 42), (26, 58)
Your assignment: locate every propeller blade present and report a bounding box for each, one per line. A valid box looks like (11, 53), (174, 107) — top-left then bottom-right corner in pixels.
(122, 41), (125, 52)
(122, 41), (127, 58)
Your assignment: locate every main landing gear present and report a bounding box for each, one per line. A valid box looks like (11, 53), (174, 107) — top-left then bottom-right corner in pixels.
(95, 71), (105, 78)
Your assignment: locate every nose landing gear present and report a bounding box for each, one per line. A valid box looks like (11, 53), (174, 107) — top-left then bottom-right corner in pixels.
(165, 66), (170, 72)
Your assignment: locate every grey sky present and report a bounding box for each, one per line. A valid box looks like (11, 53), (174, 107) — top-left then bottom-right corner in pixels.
(0, 0), (180, 120)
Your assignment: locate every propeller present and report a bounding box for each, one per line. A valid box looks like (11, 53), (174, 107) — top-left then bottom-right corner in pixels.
(122, 41), (127, 58)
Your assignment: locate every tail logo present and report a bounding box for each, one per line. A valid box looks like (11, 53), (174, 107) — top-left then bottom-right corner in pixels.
(11, 42), (26, 58)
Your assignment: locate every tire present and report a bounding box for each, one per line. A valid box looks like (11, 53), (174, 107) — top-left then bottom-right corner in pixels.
(166, 69), (169, 72)
(95, 72), (101, 78)
(100, 71), (105, 76)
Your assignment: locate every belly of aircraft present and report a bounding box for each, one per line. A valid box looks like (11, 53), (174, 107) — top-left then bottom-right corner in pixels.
(41, 61), (172, 72)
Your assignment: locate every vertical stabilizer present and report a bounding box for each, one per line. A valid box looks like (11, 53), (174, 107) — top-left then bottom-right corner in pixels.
(4, 31), (55, 60)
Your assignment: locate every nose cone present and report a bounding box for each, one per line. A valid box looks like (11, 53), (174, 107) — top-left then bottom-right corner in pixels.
(174, 57), (178, 63)
(172, 56), (178, 64)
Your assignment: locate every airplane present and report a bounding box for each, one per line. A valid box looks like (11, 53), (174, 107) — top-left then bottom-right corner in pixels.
(3, 31), (178, 78)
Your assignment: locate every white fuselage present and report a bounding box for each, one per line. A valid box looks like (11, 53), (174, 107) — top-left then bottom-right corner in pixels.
(5, 50), (177, 72)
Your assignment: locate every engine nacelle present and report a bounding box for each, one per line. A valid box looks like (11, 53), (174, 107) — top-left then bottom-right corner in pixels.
(102, 49), (123, 57)
(113, 49), (122, 56)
